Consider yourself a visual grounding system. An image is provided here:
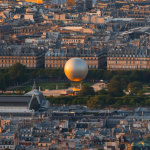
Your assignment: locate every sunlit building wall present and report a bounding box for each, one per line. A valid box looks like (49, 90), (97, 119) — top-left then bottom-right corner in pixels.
(25, 0), (43, 4)
(67, 0), (75, 5)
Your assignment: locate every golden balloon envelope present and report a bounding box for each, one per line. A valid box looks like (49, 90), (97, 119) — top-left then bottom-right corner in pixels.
(64, 58), (88, 82)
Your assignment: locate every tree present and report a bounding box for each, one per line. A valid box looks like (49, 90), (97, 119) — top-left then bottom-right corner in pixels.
(87, 96), (99, 108)
(145, 99), (150, 106)
(29, 69), (38, 79)
(78, 85), (95, 96)
(129, 70), (141, 82)
(8, 63), (28, 85)
(129, 98), (135, 106)
(98, 89), (108, 95)
(127, 81), (142, 94)
(120, 77), (129, 89)
(137, 90), (144, 97)
(108, 80), (124, 97)
(103, 70), (113, 81)
(111, 75), (129, 89)
(37, 69), (46, 79)
(0, 77), (6, 92)
(111, 75), (121, 81)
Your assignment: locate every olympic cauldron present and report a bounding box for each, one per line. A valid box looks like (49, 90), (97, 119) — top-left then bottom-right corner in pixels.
(64, 58), (88, 92)
(64, 58), (88, 82)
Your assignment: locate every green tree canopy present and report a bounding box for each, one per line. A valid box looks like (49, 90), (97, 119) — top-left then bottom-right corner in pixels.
(108, 80), (124, 97)
(0, 76), (6, 92)
(127, 81), (142, 94)
(78, 85), (95, 96)
(97, 89), (108, 95)
(8, 63), (28, 85)
(145, 99), (150, 106)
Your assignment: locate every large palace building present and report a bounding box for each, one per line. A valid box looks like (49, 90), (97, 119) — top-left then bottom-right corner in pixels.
(45, 46), (106, 69)
(107, 44), (150, 70)
(0, 45), (44, 68)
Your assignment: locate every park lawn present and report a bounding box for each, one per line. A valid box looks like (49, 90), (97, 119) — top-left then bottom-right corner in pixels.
(13, 81), (94, 92)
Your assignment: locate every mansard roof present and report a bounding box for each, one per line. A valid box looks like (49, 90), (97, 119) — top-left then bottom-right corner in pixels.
(0, 95), (32, 104)
(0, 95), (40, 111)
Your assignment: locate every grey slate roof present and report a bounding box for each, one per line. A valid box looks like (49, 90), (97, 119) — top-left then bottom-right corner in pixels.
(0, 95), (32, 102)
(0, 95), (32, 106)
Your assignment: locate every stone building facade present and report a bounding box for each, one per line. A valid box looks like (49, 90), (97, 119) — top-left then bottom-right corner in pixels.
(45, 48), (106, 69)
(0, 45), (44, 68)
(0, 55), (43, 68)
(107, 43), (150, 70)
(107, 56), (150, 70)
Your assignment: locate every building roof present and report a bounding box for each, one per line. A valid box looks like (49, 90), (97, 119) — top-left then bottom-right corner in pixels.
(0, 94), (40, 111)
(76, 123), (88, 129)
(0, 95), (32, 106)
(25, 81), (44, 97)
(25, 89), (43, 96)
